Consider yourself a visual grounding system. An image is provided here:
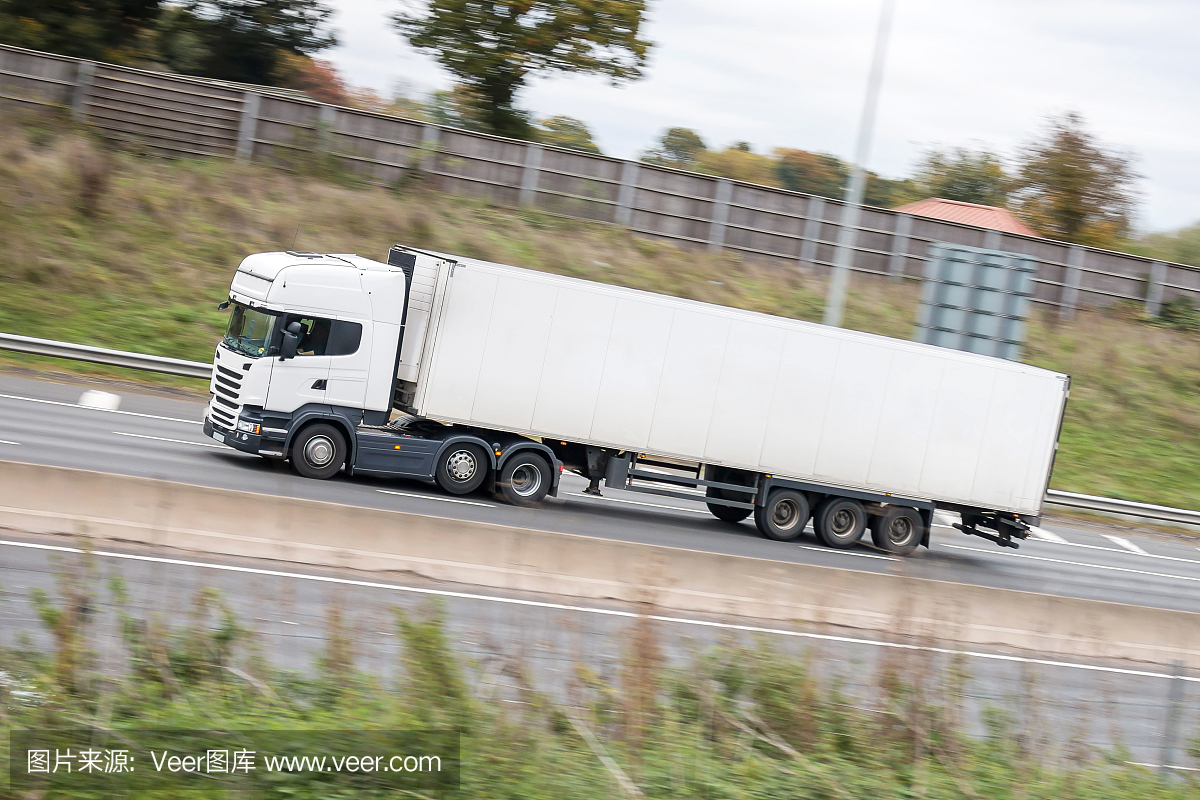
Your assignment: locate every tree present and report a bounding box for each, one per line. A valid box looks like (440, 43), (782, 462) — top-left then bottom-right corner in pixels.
(177, 0), (337, 86)
(912, 146), (1010, 206)
(774, 149), (848, 198)
(426, 84), (490, 132)
(1011, 112), (1139, 246)
(286, 57), (348, 104)
(0, 0), (160, 62)
(537, 115), (601, 154)
(1138, 221), (1200, 268)
(695, 144), (779, 187)
(393, 0), (651, 139)
(640, 127), (706, 169)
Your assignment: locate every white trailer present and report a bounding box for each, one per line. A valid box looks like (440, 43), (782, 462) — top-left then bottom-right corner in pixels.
(206, 245), (1069, 555)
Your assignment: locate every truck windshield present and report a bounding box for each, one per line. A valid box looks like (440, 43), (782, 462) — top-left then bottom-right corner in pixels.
(223, 303), (277, 357)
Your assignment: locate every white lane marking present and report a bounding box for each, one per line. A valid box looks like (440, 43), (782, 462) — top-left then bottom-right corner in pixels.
(112, 431), (225, 449)
(0, 440), (19, 446)
(1, 536), (1196, 683)
(1029, 527), (1069, 544)
(79, 389), (121, 411)
(943, 543), (1200, 584)
(795, 544), (894, 561)
(566, 492), (708, 514)
(377, 489), (494, 508)
(935, 525), (1200, 567)
(933, 512), (958, 525)
(1104, 534), (1148, 555)
(0, 392), (200, 425)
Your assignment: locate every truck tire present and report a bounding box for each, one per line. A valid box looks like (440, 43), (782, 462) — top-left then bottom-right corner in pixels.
(813, 497), (867, 548)
(870, 506), (923, 555)
(496, 452), (552, 506)
(291, 424), (347, 480)
(436, 443), (489, 495)
(753, 488), (810, 541)
(706, 487), (751, 522)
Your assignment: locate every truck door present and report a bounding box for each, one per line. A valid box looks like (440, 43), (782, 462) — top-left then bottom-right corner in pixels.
(325, 319), (369, 409)
(265, 314), (332, 412)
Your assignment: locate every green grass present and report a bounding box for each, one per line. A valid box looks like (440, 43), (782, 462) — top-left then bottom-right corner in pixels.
(3, 109), (1200, 508)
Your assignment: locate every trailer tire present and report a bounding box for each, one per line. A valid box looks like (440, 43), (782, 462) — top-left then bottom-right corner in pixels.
(814, 497), (867, 549)
(754, 489), (810, 541)
(290, 424), (347, 480)
(496, 452), (551, 506)
(705, 486), (752, 522)
(870, 506), (923, 555)
(436, 443), (489, 495)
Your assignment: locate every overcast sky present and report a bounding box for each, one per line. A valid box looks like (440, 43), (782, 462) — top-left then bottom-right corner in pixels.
(327, 0), (1200, 232)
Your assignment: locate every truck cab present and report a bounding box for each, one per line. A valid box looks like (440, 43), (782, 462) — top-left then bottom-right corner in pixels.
(203, 248), (562, 506)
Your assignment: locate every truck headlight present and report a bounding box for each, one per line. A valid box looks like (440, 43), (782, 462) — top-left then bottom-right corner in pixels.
(237, 420), (261, 434)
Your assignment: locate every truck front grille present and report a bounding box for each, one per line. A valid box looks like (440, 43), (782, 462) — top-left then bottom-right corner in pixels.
(209, 363), (243, 429)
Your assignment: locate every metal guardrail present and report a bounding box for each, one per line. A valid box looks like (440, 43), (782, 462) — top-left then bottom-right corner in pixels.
(0, 332), (212, 379)
(3, 332), (1199, 528)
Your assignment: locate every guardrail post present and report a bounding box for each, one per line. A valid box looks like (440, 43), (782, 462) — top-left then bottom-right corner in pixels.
(707, 178), (733, 253)
(519, 143), (543, 207)
(614, 161), (639, 227)
(419, 123), (441, 175)
(1144, 260), (1167, 317)
(888, 212), (912, 279)
(799, 196), (825, 271)
(235, 92), (260, 162)
(1159, 660), (1185, 775)
(71, 60), (95, 121)
(1059, 246), (1085, 321)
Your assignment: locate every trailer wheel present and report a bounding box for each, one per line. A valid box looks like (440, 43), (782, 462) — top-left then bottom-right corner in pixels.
(753, 489), (810, 541)
(814, 497), (867, 549)
(436, 443), (488, 495)
(496, 452), (552, 506)
(870, 506), (923, 555)
(705, 487), (751, 522)
(291, 424), (347, 480)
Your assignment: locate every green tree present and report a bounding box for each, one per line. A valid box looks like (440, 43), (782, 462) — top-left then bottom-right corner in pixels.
(537, 115), (601, 153)
(176, 0), (337, 86)
(393, 0), (652, 139)
(1138, 221), (1200, 268)
(696, 144), (779, 187)
(774, 148), (848, 198)
(913, 146), (1010, 206)
(640, 127), (706, 169)
(0, 0), (160, 62)
(1012, 112), (1139, 247)
(426, 84), (490, 132)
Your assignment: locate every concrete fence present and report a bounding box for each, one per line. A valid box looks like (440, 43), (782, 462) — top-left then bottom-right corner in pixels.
(3, 42), (1197, 318)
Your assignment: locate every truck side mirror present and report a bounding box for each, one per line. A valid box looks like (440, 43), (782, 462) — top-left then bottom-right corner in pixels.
(280, 321), (302, 361)
(217, 300), (230, 311)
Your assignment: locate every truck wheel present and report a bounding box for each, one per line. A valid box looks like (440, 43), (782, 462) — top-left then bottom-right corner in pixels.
(870, 506), (923, 555)
(291, 424), (347, 480)
(814, 497), (867, 549)
(706, 487), (751, 522)
(436, 443), (489, 495)
(753, 489), (810, 541)
(496, 452), (551, 506)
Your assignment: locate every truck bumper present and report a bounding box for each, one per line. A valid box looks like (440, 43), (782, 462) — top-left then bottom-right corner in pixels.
(204, 415), (278, 457)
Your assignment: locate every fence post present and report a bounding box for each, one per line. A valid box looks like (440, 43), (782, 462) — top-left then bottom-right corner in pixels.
(1060, 246), (1085, 321)
(1144, 260), (1167, 317)
(235, 92), (260, 162)
(419, 123), (441, 175)
(707, 178), (733, 253)
(614, 161), (639, 227)
(71, 60), (95, 122)
(1159, 660), (1186, 774)
(519, 143), (543, 207)
(315, 104), (338, 154)
(888, 213), (912, 279)
(799, 196), (825, 271)
(983, 229), (1001, 250)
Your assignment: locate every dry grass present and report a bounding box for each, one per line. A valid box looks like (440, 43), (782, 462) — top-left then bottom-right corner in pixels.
(2, 109), (1200, 507)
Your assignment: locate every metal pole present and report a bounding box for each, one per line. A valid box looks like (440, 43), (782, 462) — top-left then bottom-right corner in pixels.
(823, 0), (897, 327)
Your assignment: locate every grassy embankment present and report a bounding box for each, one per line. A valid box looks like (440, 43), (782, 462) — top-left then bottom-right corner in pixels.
(1, 111), (1199, 508)
(1, 559), (1194, 799)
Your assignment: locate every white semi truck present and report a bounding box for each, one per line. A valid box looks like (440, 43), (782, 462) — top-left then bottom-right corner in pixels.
(205, 245), (1069, 555)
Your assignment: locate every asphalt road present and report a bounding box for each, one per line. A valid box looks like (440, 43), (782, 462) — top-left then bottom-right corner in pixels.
(3, 373), (1200, 616)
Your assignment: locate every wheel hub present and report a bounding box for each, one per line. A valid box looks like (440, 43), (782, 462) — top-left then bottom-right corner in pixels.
(446, 450), (478, 482)
(831, 509), (854, 536)
(304, 435), (335, 467)
(889, 517), (913, 544)
(510, 464), (542, 497)
(771, 499), (799, 529)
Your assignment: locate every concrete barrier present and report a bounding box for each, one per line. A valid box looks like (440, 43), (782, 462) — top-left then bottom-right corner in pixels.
(2, 459), (1198, 667)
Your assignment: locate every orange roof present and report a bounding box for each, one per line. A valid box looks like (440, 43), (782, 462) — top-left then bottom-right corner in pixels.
(894, 198), (1038, 237)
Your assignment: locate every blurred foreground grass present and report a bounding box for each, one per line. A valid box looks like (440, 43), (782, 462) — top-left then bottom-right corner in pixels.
(2, 561), (1195, 799)
(1, 111), (1199, 507)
